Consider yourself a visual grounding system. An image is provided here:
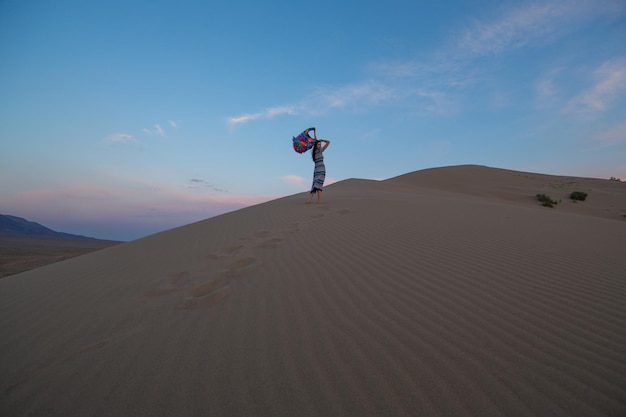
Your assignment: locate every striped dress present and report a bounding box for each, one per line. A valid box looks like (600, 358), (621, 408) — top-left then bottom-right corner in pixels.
(310, 148), (326, 193)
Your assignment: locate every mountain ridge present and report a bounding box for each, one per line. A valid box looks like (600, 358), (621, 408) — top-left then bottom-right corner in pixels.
(0, 214), (95, 240)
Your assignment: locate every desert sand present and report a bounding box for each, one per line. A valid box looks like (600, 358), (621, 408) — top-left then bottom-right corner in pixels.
(1, 165), (625, 417)
(0, 235), (121, 278)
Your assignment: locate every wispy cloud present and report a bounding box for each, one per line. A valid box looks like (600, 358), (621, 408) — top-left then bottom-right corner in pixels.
(280, 175), (306, 187)
(455, 0), (625, 59)
(188, 178), (210, 189)
(104, 133), (136, 144)
(227, 106), (296, 127)
(142, 121), (176, 136)
(376, 0), (622, 80)
(188, 179), (227, 192)
(310, 81), (396, 110)
(534, 67), (564, 109)
(105, 118), (179, 147)
(6, 186), (128, 220)
(457, 3), (574, 58)
(227, 81), (399, 126)
(566, 58), (626, 113)
(225, 1), (626, 126)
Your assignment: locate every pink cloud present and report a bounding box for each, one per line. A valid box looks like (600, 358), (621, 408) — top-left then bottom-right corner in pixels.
(567, 58), (626, 113)
(280, 175), (306, 187)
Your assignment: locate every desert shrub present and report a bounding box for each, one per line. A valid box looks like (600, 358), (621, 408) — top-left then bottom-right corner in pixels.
(536, 193), (558, 208)
(570, 191), (588, 201)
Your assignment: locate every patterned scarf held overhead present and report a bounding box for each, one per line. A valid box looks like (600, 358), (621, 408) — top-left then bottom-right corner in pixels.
(292, 128), (316, 154)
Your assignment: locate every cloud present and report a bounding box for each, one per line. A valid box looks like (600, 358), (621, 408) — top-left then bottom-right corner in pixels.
(142, 121), (175, 136)
(225, 1), (626, 126)
(309, 81), (395, 110)
(280, 175), (307, 187)
(227, 80), (400, 127)
(187, 178), (209, 189)
(376, 0), (623, 82)
(227, 3), (590, 124)
(310, 81), (396, 110)
(457, 3), (569, 58)
(227, 81), (400, 127)
(373, 3), (575, 79)
(107, 121), (172, 145)
(227, 106), (296, 127)
(566, 58), (626, 113)
(104, 133), (136, 144)
(536, 74), (557, 100)
(456, 0), (624, 59)
(188, 179), (227, 192)
(534, 67), (564, 109)
(4, 186), (127, 220)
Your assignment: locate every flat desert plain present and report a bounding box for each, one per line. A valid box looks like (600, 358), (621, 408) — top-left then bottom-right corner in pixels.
(0, 234), (121, 278)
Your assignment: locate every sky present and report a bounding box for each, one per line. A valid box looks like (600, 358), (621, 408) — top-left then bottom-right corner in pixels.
(1, 0), (625, 241)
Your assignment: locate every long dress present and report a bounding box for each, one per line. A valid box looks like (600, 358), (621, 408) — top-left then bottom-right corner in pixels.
(310, 148), (326, 193)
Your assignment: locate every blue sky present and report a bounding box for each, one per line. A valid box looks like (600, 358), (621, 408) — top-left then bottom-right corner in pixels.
(1, 0), (625, 241)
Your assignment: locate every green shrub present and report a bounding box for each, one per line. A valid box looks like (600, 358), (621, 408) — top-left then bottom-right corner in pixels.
(570, 191), (588, 201)
(536, 193), (558, 208)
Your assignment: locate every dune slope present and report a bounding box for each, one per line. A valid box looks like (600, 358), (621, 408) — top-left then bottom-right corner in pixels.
(1, 165), (625, 417)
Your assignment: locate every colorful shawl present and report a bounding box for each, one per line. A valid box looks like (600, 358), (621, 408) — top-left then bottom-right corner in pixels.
(292, 128), (316, 154)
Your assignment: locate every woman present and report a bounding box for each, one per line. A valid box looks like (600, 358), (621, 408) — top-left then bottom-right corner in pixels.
(306, 136), (330, 204)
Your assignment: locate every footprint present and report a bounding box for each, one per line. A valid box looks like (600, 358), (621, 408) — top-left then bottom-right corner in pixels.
(159, 231), (269, 311)
(188, 276), (230, 298)
(181, 256), (258, 310)
(144, 271), (191, 298)
(228, 257), (256, 270)
(222, 257), (259, 280)
(258, 238), (284, 249)
(177, 286), (233, 311)
(207, 245), (243, 260)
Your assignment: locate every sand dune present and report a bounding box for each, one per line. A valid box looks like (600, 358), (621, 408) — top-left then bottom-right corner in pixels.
(1, 165), (625, 417)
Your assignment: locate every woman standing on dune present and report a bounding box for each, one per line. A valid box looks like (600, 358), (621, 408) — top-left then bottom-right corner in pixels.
(306, 129), (330, 204)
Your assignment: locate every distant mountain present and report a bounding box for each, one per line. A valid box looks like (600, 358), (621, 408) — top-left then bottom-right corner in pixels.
(0, 214), (94, 240)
